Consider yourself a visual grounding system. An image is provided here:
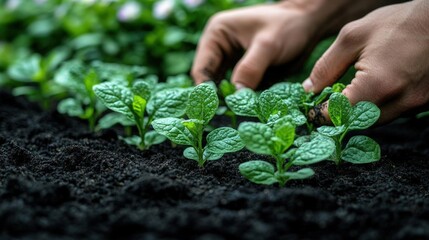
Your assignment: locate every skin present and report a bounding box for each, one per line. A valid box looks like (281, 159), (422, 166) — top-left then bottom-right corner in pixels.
(192, 0), (428, 124)
(306, 0), (429, 123)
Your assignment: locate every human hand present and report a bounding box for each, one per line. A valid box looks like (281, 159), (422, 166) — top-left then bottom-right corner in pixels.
(191, 1), (331, 89)
(305, 0), (429, 124)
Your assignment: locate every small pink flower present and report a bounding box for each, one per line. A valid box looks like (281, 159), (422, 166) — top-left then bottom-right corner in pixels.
(182, 0), (204, 8)
(153, 0), (175, 20)
(117, 1), (142, 22)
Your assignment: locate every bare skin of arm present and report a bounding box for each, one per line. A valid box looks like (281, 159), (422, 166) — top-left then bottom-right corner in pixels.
(306, 0), (429, 124)
(191, 0), (403, 89)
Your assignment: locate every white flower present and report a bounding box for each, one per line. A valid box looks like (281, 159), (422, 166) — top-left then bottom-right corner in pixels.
(153, 0), (175, 20)
(117, 1), (142, 22)
(182, 0), (204, 8)
(6, 0), (21, 10)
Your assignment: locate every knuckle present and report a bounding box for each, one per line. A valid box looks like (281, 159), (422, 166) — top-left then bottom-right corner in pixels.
(255, 35), (280, 50)
(337, 21), (363, 46)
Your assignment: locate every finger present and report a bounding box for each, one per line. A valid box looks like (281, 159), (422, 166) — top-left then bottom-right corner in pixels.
(304, 24), (364, 93)
(231, 39), (274, 89)
(191, 30), (233, 85)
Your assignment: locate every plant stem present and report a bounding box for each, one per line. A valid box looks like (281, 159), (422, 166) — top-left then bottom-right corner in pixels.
(196, 130), (205, 167)
(135, 118), (146, 150)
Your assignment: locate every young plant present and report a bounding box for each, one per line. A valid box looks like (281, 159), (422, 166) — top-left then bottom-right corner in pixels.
(152, 83), (244, 167)
(93, 80), (189, 149)
(225, 87), (307, 127)
(216, 79), (239, 128)
(7, 50), (69, 109)
(317, 92), (381, 164)
(238, 118), (335, 187)
(55, 61), (104, 131)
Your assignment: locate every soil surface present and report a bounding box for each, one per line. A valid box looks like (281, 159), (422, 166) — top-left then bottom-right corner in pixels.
(1, 90), (429, 240)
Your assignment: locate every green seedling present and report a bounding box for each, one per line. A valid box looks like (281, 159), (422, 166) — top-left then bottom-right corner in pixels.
(93, 80), (189, 149)
(55, 61), (105, 131)
(317, 92), (381, 164)
(225, 87), (307, 127)
(238, 118), (335, 187)
(216, 79), (238, 128)
(7, 49), (69, 109)
(152, 83), (244, 167)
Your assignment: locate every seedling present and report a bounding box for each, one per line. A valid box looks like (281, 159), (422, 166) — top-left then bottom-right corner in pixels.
(216, 79), (238, 128)
(152, 83), (244, 167)
(55, 61), (106, 131)
(7, 50), (69, 109)
(93, 80), (189, 149)
(317, 93), (381, 164)
(238, 118), (335, 187)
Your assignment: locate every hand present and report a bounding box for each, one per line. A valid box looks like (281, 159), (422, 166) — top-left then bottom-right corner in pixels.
(191, 1), (331, 89)
(305, 0), (429, 124)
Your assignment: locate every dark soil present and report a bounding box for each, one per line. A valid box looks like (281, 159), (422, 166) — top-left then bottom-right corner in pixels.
(1, 90), (429, 240)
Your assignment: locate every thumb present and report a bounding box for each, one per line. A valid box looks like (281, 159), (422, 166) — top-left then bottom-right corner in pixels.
(231, 40), (273, 89)
(303, 28), (362, 93)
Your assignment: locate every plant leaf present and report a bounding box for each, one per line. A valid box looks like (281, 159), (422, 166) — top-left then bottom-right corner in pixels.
(238, 122), (273, 155)
(93, 82), (133, 119)
(256, 90), (288, 122)
(293, 135), (335, 165)
(183, 147), (224, 161)
(151, 117), (194, 145)
(132, 81), (151, 100)
(147, 88), (189, 118)
(144, 130), (167, 146)
(348, 102), (380, 130)
(317, 125), (346, 137)
(132, 95), (147, 119)
(225, 88), (258, 117)
(268, 82), (305, 106)
(239, 160), (277, 185)
(328, 93), (352, 127)
(96, 112), (134, 130)
(342, 136), (381, 164)
(186, 83), (219, 124)
(57, 98), (84, 117)
(206, 127), (244, 154)
(277, 168), (315, 180)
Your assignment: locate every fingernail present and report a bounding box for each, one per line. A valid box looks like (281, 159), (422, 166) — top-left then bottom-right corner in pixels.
(234, 83), (246, 90)
(302, 78), (314, 92)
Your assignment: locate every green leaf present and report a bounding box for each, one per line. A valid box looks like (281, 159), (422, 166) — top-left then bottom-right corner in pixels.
(57, 98), (84, 117)
(147, 88), (189, 119)
(132, 81), (151, 100)
(342, 136), (381, 164)
(332, 83), (346, 92)
(8, 55), (41, 82)
(312, 87), (333, 105)
(120, 135), (141, 146)
(206, 127), (244, 154)
(272, 120), (295, 153)
(183, 147), (224, 162)
(256, 90), (288, 122)
(96, 112), (134, 130)
(219, 79), (236, 97)
(238, 122), (273, 155)
(348, 102), (380, 130)
(328, 93), (352, 127)
(294, 135), (310, 147)
(317, 125), (346, 137)
(268, 82), (306, 106)
(239, 160), (278, 185)
(225, 88), (258, 117)
(186, 83), (219, 124)
(277, 168), (315, 180)
(151, 117), (194, 145)
(93, 82), (133, 119)
(182, 119), (204, 139)
(293, 135), (335, 165)
(132, 95), (147, 118)
(289, 109), (307, 126)
(144, 130), (167, 146)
